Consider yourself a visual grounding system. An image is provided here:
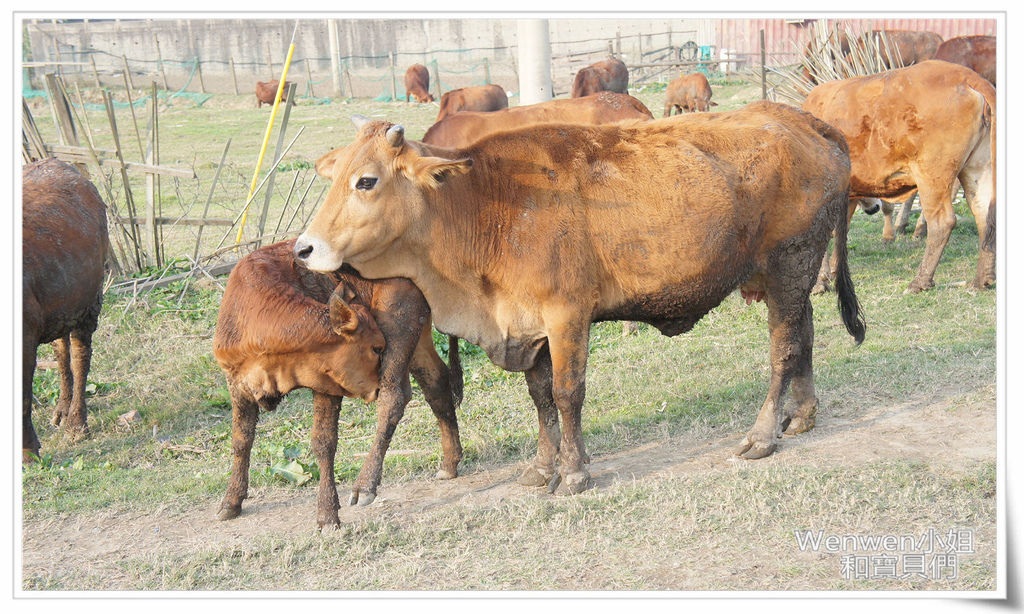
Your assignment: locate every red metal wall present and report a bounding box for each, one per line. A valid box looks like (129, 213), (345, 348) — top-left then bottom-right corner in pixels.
(716, 18), (997, 66)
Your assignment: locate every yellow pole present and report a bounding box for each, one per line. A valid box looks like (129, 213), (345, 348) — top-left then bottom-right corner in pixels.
(236, 22), (299, 244)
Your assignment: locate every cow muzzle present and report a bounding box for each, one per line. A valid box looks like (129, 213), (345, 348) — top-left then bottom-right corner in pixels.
(294, 233), (343, 272)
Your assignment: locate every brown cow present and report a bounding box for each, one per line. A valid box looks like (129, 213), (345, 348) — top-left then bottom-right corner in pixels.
(435, 84), (508, 122)
(23, 159), (108, 462)
(935, 35), (996, 85)
(295, 102), (865, 495)
(422, 92), (653, 148)
(404, 64), (435, 103)
(215, 240), (464, 523)
(571, 58), (629, 98)
(255, 80), (293, 108)
(663, 72), (717, 116)
(847, 30), (943, 69)
(803, 60), (995, 293)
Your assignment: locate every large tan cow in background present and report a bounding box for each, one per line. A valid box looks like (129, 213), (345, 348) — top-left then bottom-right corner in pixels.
(803, 60), (995, 293)
(294, 102), (865, 495)
(435, 84), (508, 122)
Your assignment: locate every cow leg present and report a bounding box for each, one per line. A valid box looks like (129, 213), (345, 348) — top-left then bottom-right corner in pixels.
(50, 335), (73, 427)
(217, 387), (259, 521)
(913, 212), (928, 239)
(60, 326), (95, 438)
(907, 179), (958, 293)
(23, 334), (41, 462)
(893, 191), (918, 235)
(408, 326), (462, 480)
(782, 299), (817, 435)
(311, 392), (343, 529)
(518, 343), (562, 488)
(880, 200), (896, 243)
(663, 102), (672, 118)
(546, 319), (592, 494)
(960, 146), (996, 290)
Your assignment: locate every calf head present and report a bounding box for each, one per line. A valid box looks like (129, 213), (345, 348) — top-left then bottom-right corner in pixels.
(295, 116), (473, 272)
(323, 282), (386, 402)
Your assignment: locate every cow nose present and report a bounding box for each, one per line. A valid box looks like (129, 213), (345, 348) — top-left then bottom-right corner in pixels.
(294, 240), (313, 261)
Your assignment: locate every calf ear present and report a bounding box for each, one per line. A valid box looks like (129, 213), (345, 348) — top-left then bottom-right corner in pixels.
(329, 290), (360, 335)
(413, 156), (474, 188)
(316, 149), (342, 179)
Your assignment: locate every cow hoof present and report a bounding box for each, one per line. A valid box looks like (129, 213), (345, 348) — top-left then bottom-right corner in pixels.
(735, 437), (777, 460)
(784, 415), (815, 435)
(349, 490), (376, 507)
(904, 280), (934, 294)
(810, 281), (829, 295)
(435, 468), (457, 480)
(564, 471), (592, 494)
(317, 516), (341, 530)
(519, 466), (553, 487)
(217, 504), (241, 521)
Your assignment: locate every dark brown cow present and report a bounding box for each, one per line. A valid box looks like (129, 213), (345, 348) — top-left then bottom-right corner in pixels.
(848, 30), (943, 68)
(23, 159), (108, 462)
(255, 80), (293, 108)
(215, 240), (464, 522)
(295, 102), (865, 495)
(803, 60), (995, 293)
(571, 58), (629, 98)
(663, 72), (717, 116)
(935, 35), (996, 85)
(435, 84), (508, 122)
(422, 92), (653, 148)
(404, 64), (435, 103)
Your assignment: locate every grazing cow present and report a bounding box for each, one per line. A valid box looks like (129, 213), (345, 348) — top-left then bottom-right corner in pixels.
(435, 84), (508, 122)
(423, 92), (653, 148)
(23, 158), (108, 462)
(571, 58), (629, 98)
(663, 72), (717, 116)
(935, 35), (996, 85)
(295, 101), (865, 495)
(803, 60), (995, 293)
(404, 64), (435, 103)
(255, 80), (293, 108)
(214, 240), (464, 524)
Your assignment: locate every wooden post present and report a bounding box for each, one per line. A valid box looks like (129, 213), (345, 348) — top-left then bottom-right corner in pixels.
(122, 54), (134, 89)
(146, 81), (159, 266)
(90, 55), (101, 88)
(344, 62), (354, 99)
(195, 56), (206, 93)
(44, 73), (78, 147)
(154, 38), (169, 90)
(101, 88), (144, 270)
(432, 60), (441, 101)
(192, 139), (232, 263)
(229, 56), (239, 95)
(608, 40), (614, 56)
(51, 22), (62, 79)
(390, 51), (397, 101)
(266, 41), (274, 76)
(305, 57), (315, 97)
(760, 29), (767, 100)
(121, 69), (145, 160)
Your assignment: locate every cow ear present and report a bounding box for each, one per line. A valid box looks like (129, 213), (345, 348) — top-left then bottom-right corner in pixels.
(316, 149), (342, 179)
(413, 156), (474, 188)
(328, 288), (360, 335)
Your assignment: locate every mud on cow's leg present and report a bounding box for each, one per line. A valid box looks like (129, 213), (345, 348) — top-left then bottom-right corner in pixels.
(50, 335), (73, 427)
(311, 392), (343, 529)
(782, 300), (818, 435)
(546, 319), (593, 494)
(218, 388), (259, 521)
(518, 344), (562, 488)
(61, 326), (95, 438)
(350, 378), (411, 506)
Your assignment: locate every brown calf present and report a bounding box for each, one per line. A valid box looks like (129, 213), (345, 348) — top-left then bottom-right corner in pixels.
(663, 72), (717, 115)
(255, 80), (293, 108)
(214, 240), (463, 524)
(404, 64), (435, 103)
(571, 58), (629, 98)
(23, 159), (108, 462)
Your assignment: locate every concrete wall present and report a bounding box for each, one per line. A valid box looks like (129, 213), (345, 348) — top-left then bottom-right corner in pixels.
(24, 17), (708, 97)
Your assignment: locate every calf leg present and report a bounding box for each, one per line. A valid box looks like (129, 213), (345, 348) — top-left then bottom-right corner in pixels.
(311, 392), (343, 529)
(50, 335), (73, 427)
(59, 327), (95, 438)
(217, 387), (259, 521)
(880, 200), (896, 243)
(907, 179), (958, 293)
(23, 335), (41, 462)
(350, 376), (411, 506)
(518, 344), (563, 488)
(893, 191), (917, 236)
(409, 326), (462, 480)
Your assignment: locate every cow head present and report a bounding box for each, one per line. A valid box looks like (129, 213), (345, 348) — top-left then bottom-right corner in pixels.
(325, 282), (386, 403)
(295, 117), (473, 272)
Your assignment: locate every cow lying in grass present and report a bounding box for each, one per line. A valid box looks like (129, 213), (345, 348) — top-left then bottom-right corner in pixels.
(214, 240), (464, 527)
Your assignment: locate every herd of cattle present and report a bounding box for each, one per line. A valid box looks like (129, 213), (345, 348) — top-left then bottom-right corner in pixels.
(22, 30), (995, 528)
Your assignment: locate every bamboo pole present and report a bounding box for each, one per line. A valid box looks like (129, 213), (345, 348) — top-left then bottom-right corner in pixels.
(229, 57), (239, 95)
(90, 55), (101, 88)
(120, 69), (145, 160)
(122, 54), (134, 89)
(101, 88), (145, 270)
(255, 82), (297, 248)
(193, 138), (231, 262)
(235, 22), (300, 244)
(305, 57), (315, 97)
(155, 38), (169, 90)
(145, 82), (159, 266)
(195, 56), (206, 94)
(390, 51), (397, 101)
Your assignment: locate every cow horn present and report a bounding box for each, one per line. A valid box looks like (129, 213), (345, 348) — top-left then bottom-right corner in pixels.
(386, 124), (405, 147)
(328, 286), (359, 334)
(351, 115), (371, 129)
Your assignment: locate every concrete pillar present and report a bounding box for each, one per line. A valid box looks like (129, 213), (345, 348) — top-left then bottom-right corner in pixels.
(517, 19), (552, 105)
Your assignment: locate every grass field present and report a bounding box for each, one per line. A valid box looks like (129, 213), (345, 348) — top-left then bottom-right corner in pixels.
(21, 78), (998, 592)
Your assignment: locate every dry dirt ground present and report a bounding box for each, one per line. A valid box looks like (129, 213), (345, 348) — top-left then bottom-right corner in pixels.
(22, 380), (996, 592)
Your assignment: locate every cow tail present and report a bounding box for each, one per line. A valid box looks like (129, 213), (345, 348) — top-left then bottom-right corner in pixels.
(981, 83), (997, 255)
(447, 334), (464, 407)
(832, 192), (866, 345)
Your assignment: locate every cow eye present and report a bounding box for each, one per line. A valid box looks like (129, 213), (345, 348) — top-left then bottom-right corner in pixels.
(355, 176), (378, 190)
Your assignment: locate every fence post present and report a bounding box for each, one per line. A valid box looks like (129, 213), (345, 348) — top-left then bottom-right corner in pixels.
(432, 60), (441, 100)
(390, 51), (397, 101)
(305, 57), (315, 97)
(154, 38), (169, 90)
(195, 57), (206, 93)
(122, 54), (134, 90)
(344, 62), (354, 99)
(266, 41), (274, 76)
(229, 57), (239, 95)
(760, 29), (767, 100)
(146, 81), (160, 266)
(90, 55), (102, 88)
(256, 82), (298, 249)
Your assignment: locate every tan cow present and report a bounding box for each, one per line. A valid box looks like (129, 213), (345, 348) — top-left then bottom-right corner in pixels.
(294, 101), (865, 494)
(435, 84), (508, 122)
(404, 64), (435, 103)
(422, 92), (653, 148)
(803, 60), (995, 293)
(255, 80), (292, 108)
(572, 58), (629, 98)
(663, 72), (717, 115)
